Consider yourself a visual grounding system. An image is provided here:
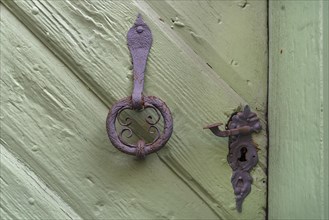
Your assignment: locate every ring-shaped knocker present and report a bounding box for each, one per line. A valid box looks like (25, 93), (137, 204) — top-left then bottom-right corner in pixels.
(106, 14), (173, 158)
(106, 96), (173, 158)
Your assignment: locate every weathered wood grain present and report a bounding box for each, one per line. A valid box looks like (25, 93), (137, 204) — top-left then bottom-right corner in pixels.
(2, 0), (268, 218)
(0, 144), (82, 220)
(0, 6), (218, 219)
(269, 1), (329, 219)
(144, 0), (268, 114)
(324, 1), (329, 217)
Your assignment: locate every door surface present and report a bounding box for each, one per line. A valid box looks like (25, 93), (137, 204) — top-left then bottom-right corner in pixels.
(0, 1), (268, 219)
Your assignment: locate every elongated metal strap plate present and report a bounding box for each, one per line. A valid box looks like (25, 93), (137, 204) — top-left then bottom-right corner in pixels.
(127, 14), (152, 110)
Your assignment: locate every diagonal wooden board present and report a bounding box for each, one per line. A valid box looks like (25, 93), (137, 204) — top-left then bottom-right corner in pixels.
(0, 6), (218, 219)
(142, 0), (268, 112)
(0, 144), (82, 220)
(1, 0), (268, 219)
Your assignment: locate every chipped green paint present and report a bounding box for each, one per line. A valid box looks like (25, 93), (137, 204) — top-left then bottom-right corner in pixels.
(269, 1), (329, 219)
(1, 1), (268, 219)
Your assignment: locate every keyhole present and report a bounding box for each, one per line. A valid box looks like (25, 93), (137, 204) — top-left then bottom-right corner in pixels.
(237, 179), (244, 187)
(238, 147), (248, 162)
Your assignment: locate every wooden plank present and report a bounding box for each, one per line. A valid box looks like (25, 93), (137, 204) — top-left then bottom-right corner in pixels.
(324, 1), (329, 218)
(269, 1), (328, 219)
(0, 144), (82, 220)
(0, 6), (218, 219)
(144, 0), (268, 113)
(2, 0), (267, 218)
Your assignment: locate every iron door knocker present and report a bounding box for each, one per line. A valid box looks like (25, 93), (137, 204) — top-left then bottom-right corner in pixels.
(204, 105), (261, 212)
(106, 14), (173, 158)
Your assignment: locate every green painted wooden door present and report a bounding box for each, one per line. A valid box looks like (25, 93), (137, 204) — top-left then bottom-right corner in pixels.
(0, 1), (268, 219)
(268, 1), (329, 219)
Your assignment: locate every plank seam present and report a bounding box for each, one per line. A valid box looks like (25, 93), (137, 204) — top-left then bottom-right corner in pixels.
(265, 1), (270, 219)
(0, 141), (83, 220)
(133, 0), (250, 105)
(1, 1), (111, 110)
(157, 153), (226, 220)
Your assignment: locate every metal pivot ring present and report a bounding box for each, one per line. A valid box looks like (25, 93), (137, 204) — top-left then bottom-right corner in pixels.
(106, 96), (173, 158)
